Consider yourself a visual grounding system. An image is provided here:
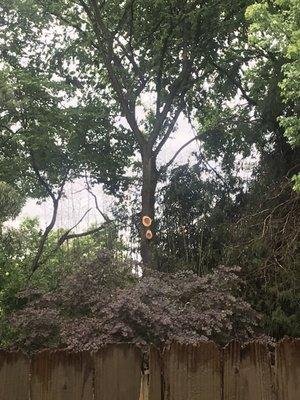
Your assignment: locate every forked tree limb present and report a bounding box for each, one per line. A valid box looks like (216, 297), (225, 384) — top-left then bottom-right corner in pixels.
(41, 209), (111, 267)
(159, 128), (230, 189)
(84, 176), (112, 223)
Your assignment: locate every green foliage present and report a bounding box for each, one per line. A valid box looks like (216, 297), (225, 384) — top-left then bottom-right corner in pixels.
(224, 179), (300, 338)
(0, 217), (123, 320)
(246, 0), (300, 150)
(292, 173), (300, 191)
(156, 163), (234, 274)
(0, 182), (24, 224)
(0, 1), (135, 198)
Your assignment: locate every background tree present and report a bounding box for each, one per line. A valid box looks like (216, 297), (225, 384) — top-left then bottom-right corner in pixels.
(0, 1), (134, 270)
(246, 0), (300, 189)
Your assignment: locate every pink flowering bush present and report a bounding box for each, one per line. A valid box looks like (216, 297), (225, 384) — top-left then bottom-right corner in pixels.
(7, 252), (260, 351)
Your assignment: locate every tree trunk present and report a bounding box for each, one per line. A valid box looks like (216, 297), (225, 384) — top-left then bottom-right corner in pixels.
(140, 151), (158, 268)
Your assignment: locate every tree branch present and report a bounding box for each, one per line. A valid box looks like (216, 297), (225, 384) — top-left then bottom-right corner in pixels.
(39, 213), (111, 269)
(31, 197), (59, 272)
(29, 150), (56, 201)
(155, 28), (173, 117)
(153, 102), (185, 157)
(160, 127), (231, 189)
(85, 176), (112, 223)
(160, 129), (214, 173)
(210, 59), (257, 107)
(83, 0), (146, 149)
(151, 59), (193, 143)
(29, 151), (69, 272)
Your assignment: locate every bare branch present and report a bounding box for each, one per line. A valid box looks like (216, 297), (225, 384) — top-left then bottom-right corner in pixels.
(62, 223), (109, 240)
(40, 219), (111, 268)
(0, 125), (16, 135)
(150, 58), (193, 146)
(0, 125), (21, 147)
(33, 176), (114, 271)
(85, 177), (112, 223)
(160, 132), (207, 172)
(113, 34), (146, 86)
(160, 127), (231, 189)
(155, 28), (173, 117)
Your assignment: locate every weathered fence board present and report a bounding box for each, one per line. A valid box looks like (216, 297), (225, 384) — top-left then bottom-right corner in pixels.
(94, 343), (142, 400)
(148, 347), (162, 400)
(163, 342), (222, 400)
(277, 338), (300, 400)
(140, 372), (149, 400)
(30, 350), (93, 400)
(223, 341), (274, 400)
(0, 341), (299, 399)
(0, 351), (30, 400)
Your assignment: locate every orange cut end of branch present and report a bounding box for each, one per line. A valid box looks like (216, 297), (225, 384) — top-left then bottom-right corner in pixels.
(146, 229), (153, 240)
(142, 215), (152, 227)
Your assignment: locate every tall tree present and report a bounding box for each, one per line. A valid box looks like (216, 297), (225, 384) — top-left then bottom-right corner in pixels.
(24, 0), (253, 266)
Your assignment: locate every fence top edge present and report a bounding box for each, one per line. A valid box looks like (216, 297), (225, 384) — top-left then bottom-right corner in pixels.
(0, 337), (299, 357)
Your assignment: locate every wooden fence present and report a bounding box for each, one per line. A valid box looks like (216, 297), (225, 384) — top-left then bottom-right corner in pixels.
(0, 339), (299, 399)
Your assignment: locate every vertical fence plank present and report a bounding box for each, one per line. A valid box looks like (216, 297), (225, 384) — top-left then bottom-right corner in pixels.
(163, 342), (222, 400)
(277, 338), (300, 400)
(94, 343), (142, 400)
(140, 372), (149, 400)
(30, 350), (93, 400)
(0, 351), (30, 400)
(239, 342), (274, 400)
(223, 341), (241, 400)
(223, 342), (274, 400)
(148, 347), (162, 400)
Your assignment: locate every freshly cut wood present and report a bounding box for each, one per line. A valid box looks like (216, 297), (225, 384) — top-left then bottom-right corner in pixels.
(276, 338), (300, 400)
(0, 351), (30, 400)
(30, 350), (93, 400)
(223, 341), (274, 400)
(94, 343), (142, 400)
(163, 342), (222, 400)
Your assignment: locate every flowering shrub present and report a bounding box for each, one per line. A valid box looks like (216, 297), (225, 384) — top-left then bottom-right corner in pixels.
(7, 252), (260, 351)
